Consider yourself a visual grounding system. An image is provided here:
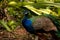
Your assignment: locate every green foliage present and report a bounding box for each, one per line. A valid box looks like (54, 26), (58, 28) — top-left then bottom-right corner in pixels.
(0, 20), (11, 32)
(7, 20), (17, 30)
(0, 20), (18, 32)
(58, 8), (60, 16)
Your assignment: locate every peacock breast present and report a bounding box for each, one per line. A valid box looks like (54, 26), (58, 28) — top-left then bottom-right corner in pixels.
(22, 19), (35, 34)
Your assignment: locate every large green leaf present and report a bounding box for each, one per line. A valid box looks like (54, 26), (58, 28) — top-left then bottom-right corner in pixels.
(24, 5), (58, 16)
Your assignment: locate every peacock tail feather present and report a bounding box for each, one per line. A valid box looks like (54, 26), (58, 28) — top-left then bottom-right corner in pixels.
(42, 14), (60, 37)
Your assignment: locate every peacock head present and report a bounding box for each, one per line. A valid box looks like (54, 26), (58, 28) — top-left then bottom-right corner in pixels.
(23, 10), (32, 18)
(23, 10), (29, 16)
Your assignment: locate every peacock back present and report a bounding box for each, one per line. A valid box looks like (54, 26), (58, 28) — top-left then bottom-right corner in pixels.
(29, 15), (57, 32)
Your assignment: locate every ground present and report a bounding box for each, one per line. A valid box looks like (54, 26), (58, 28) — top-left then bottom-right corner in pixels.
(0, 26), (60, 40)
(0, 26), (35, 40)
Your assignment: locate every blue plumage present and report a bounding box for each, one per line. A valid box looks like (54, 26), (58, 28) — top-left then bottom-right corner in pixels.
(22, 11), (35, 34)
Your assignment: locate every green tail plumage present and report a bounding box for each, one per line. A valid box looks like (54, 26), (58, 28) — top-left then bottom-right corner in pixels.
(42, 14), (60, 37)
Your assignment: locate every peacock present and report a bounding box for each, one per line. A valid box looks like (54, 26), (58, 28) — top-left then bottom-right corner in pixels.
(22, 10), (60, 40)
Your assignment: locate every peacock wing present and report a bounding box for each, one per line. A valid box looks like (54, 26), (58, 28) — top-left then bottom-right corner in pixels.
(32, 16), (57, 31)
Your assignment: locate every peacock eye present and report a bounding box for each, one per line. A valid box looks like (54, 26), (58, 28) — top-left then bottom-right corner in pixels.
(24, 12), (28, 14)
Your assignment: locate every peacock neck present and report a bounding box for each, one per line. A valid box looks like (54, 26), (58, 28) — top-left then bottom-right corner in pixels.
(23, 15), (28, 20)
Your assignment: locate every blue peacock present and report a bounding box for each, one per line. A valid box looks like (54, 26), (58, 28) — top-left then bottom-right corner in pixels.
(22, 10), (60, 40)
